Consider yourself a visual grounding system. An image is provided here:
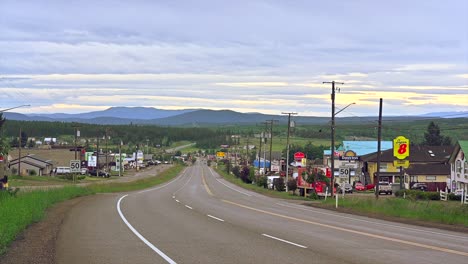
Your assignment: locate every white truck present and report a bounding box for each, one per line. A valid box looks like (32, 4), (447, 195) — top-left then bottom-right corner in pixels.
(378, 182), (392, 195)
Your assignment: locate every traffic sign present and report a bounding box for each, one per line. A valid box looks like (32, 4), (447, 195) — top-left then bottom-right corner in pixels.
(339, 166), (351, 178)
(70, 160), (81, 173)
(393, 159), (410, 168)
(393, 136), (410, 160)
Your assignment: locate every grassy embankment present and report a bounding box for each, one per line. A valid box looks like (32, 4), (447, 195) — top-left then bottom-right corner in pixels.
(214, 165), (468, 227)
(0, 164), (184, 255)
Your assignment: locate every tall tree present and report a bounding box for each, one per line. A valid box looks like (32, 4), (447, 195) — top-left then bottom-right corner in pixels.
(422, 121), (452, 146)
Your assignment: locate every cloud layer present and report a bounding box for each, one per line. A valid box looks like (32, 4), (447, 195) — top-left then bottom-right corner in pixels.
(0, 0), (467, 116)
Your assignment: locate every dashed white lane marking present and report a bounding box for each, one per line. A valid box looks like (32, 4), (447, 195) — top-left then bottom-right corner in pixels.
(175, 200), (180, 203)
(185, 205), (193, 210)
(207, 215), (225, 222)
(117, 195), (177, 264)
(262, 234), (307, 249)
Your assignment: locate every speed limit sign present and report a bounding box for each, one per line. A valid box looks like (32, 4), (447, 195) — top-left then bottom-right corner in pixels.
(339, 166), (350, 178)
(70, 160), (81, 173)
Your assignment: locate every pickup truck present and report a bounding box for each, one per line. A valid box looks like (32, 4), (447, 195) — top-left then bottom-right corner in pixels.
(377, 182), (392, 195)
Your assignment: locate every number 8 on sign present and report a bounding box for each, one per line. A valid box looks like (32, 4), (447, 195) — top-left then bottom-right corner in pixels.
(393, 136), (410, 160)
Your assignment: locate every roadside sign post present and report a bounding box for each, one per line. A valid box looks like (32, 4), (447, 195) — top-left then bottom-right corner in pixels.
(393, 136), (410, 190)
(70, 160), (80, 183)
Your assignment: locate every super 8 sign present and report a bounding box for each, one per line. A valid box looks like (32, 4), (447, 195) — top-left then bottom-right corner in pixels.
(393, 136), (410, 160)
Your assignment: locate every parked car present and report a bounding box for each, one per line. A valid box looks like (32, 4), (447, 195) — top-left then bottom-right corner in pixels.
(337, 183), (353, 193)
(355, 182), (366, 191)
(88, 169), (109, 178)
(56, 167), (71, 175)
(411, 183), (428, 191)
(80, 168), (89, 175)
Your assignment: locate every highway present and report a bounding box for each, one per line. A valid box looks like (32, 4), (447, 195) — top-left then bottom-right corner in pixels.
(56, 161), (468, 263)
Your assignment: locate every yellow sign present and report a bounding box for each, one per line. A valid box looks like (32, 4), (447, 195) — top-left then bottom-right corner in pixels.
(393, 159), (410, 168)
(216, 152), (225, 158)
(393, 136), (410, 160)
(301, 158), (307, 167)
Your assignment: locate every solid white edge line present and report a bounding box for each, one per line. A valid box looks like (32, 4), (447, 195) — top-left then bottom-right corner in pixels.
(185, 205), (193, 210)
(276, 202), (468, 240)
(138, 168), (187, 194)
(262, 234), (307, 249)
(117, 195), (177, 264)
(207, 168), (252, 197)
(207, 215), (225, 222)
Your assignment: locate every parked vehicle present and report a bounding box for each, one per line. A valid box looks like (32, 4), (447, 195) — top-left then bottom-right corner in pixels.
(411, 183), (428, 191)
(355, 182), (366, 191)
(80, 168), (89, 175)
(337, 183), (353, 193)
(378, 182), (392, 195)
(56, 167), (71, 175)
(88, 169), (109, 178)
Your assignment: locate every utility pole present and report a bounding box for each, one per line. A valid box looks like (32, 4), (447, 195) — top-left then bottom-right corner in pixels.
(258, 128), (262, 170)
(119, 140), (123, 177)
(323, 81), (344, 197)
(72, 123), (80, 160)
(282, 112), (297, 191)
(96, 134), (100, 176)
(375, 98), (383, 199)
(265, 119), (278, 173)
(105, 128), (110, 173)
(18, 127), (21, 176)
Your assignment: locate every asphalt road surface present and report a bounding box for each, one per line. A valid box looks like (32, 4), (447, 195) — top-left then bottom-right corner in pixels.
(56, 161), (468, 264)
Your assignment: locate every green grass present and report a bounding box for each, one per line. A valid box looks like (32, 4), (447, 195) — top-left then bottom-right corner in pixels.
(0, 164), (185, 255)
(320, 196), (468, 226)
(215, 165), (468, 227)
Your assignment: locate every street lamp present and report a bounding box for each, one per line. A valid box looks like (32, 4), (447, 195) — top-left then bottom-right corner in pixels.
(335, 102), (356, 116)
(0, 104), (31, 113)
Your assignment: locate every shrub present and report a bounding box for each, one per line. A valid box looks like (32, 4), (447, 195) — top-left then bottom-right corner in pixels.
(240, 166), (251, 184)
(448, 193), (462, 201)
(256, 176), (267, 188)
(10, 167), (17, 175)
(28, 170), (37, 176)
(309, 191), (319, 200)
(273, 177), (285, 192)
(232, 166), (241, 178)
(207, 160), (212, 166)
(395, 190), (442, 200)
(287, 179), (297, 194)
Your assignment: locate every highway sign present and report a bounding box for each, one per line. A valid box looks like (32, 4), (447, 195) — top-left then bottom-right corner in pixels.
(339, 166), (351, 178)
(393, 136), (410, 160)
(70, 160), (81, 173)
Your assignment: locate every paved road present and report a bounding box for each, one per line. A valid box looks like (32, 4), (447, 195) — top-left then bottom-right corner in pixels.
(56, 161), (468, 264)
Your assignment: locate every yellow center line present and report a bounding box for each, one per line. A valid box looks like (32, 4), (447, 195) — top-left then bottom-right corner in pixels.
(222, 199), (468, 257)
(202, 170), (214, 196)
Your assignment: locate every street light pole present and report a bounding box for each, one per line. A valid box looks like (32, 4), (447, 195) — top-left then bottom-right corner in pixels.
(282, 112), (297, 192)
(324, 81), (344, 197)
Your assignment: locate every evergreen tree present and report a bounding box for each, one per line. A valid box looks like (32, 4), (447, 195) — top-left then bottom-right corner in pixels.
(422, 121), (452, 146)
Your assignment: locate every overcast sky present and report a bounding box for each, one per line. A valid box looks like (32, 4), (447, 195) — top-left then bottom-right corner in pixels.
(1, 0), (467, 117)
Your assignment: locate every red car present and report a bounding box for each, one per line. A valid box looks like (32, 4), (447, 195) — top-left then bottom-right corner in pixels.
(355, 182), (366, 191)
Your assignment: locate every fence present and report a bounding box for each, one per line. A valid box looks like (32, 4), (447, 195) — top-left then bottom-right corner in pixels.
(440, 187), (448, 201)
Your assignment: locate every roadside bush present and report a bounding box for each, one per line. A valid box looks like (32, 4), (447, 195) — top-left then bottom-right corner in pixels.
(256, 176), (267, 188)
(273, 177), (285, 192)
(240, 166), (251, 184)
(207, 160), (212, 166)
(287, 179), (297, 194)
(232, 166), (241, 178)
(10, 167), (17, 175)
(395, 190), (440, 200)
(309, 191), (319, 200)
(28, 170), (37, 176)
(448, 193), (462, 201)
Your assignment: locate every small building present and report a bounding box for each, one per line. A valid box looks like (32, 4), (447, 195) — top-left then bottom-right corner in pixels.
(9, 154), (54, 176)
(448, 140), (468, 193)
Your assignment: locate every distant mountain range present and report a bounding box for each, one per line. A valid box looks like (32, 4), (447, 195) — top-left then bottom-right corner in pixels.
(3, 107), (467, 126)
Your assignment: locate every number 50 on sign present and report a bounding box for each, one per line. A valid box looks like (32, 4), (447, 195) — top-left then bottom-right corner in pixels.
(393, 136), (410, 160)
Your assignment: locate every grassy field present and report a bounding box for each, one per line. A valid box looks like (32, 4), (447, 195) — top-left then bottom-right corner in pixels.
(0, 164), (185, 255)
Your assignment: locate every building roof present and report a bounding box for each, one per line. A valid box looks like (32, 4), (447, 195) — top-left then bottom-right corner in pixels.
(405, 163), (451, 175)
(9, 154), (53, 165)
(449, 140), (468, 163)
(10, 159), (47, 169)
(324, 141), (393, 156)
(362, 145), (454, 163)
